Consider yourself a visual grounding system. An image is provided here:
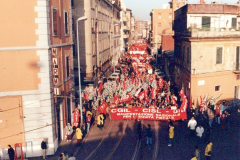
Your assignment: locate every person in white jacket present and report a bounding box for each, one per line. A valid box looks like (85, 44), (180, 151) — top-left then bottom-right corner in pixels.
(188, 117), (197, 137)
(196, 125), (204, 143)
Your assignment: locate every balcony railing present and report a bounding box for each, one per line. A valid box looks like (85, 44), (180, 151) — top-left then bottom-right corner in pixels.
(176, 27), (240, 38)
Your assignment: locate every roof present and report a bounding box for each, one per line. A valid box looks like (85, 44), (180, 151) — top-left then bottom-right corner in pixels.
(175, 4), (240, 17)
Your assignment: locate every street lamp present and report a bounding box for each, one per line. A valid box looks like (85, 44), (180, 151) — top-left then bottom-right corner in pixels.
(76, 16), (87, 126)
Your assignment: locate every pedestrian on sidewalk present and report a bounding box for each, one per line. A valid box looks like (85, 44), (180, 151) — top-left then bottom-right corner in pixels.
(195, 145), (200, 160)
(41, 138), (47, 160)
(205, 141), (213, 160)
(86, 114), (92, 132)
(188, 117), (197, 137)
(76, 127), (83, 146)
(146, 124), (152, 149)
(7, 145), (14, 160)
(97, 114), (104, 130)
(196, 125), (204, 144)
(168, 123), (174, 146)
(65, 123), (73, 142)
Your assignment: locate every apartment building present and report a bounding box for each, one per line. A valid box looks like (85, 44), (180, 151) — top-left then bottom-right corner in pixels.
(150, 0), (185, 49)
(126, 8), (136, 45)
(72, 0), (121, 87)
(173, 4), (240, 104)
(0, 0), (74, 158)
(135, 17), (148, 38)
(121, 1), (130, 52)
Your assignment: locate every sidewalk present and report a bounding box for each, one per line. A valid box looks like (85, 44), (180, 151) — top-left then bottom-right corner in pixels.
(28, 125), (93, 160)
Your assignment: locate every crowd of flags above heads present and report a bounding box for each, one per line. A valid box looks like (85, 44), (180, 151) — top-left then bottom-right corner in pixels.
(81, 39), (191, 116)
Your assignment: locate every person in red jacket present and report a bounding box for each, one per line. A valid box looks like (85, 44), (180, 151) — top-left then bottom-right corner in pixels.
(215, 105), (221, 125)
(86, 114), (92, 132)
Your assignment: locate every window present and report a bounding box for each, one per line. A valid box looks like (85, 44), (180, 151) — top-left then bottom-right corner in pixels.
(72, 18), (74, 32)
(182, 46), (185, 61)
(158, 13), (161, 19)
(216, 47), (223, 64)
(232, 18), (237, 29)
(202, 16), (211, 31)
(66, 56), (70, 77)
(187, 47), (190, 64)
(52, 7), (58, 36)
(64, 11), (69, 35)
(169, 23), (172, 28)
(71, 0), (74, 8)
(158, 23), (161, 28)
(237, 46), (240, 70)
(169, 13), (172, 19)
(215, 85), (220, 91)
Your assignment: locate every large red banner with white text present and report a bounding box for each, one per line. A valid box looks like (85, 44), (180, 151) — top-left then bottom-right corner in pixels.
(110, 108), (187, 121)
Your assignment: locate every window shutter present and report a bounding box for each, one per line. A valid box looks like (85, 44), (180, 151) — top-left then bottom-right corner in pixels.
(216, 47), (222, 64)
(53, 9), (58, 35)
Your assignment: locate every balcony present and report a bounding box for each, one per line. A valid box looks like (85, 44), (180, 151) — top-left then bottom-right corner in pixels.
(176, 27), (240, 38)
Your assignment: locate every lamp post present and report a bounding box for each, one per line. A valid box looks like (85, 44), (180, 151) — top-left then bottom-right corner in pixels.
(76, 16), (87, 126)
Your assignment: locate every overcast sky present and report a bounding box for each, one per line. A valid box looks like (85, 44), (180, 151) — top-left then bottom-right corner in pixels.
(123, 0), (239, 20)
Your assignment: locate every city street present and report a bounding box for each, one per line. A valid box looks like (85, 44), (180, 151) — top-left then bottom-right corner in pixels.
(74, 112), (240, 160)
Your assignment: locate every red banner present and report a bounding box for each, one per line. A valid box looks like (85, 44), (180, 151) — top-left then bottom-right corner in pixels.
(110, 108), (187, 120)
(73, 109), (80, 127)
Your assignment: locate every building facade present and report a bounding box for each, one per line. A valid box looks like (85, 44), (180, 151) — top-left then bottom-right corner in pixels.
(135, 17), (148, 38)
(150, 0), (185, 50)
(173, 4), (240, 104)
(0, 0), (74, 158)
(72, 0), (121, 87)
(120, 1), (130, 52)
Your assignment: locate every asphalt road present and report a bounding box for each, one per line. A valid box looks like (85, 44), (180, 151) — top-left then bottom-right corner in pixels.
(75, 112), (240, 160)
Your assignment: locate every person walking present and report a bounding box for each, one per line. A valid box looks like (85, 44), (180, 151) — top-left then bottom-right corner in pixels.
(188, 116), (197, 137)
(65, 123), (73, 142)
(86, 114), (92, 132)
(196, 125), (204, 144)
(195, 145), (200, 160)
(8, 145), (14, 160)
(205, 141), (213, 160)
(214, 105), (221, 125)
(208, 110), (214, 128)
(168, 124), (174, 146)
(76, 127), (83, 146)
(146, 124), (152, 150)
(41, 138), (47, 160)
(97, 114), (104, 130)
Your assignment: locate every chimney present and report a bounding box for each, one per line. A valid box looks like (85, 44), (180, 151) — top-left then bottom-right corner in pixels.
(200, 0), (205, 4)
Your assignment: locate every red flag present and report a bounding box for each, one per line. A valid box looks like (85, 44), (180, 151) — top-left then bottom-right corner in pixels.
(171, 96), (178, 107)
(189, 95), (193, 109)
(98, 100), (109, 115)
(179, 88), (185, 98)
(120, 93), (133, 103)
(84, 92), (89, 102)
(112, 95), (120, 105)
(151, 88), (157, 99)
(73, 109), (80, 127)
(199, 96), (205, 108)
(138, 91), (145, 102)
(159, 77), (164, 89)
(166, 95), (170, 104)
(180, 96), (188, 119)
